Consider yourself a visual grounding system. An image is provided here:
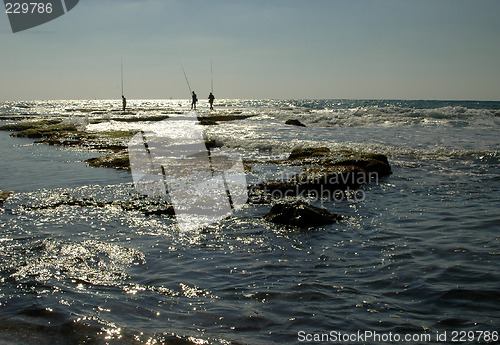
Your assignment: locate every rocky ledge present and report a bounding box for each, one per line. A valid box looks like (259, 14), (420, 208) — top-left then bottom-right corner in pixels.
(1, 119), (392, 228)
(251, 147), (391, 197)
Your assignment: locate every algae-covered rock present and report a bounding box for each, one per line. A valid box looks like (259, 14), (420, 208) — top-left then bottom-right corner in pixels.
(85, 151), (130, 170)
(0, 190), (13, 203)
(0, 120), (62, 132)
(11, 124), (78, 139)
(252, 147), (392, 199)
(198, 119), (218, 126)
(263, 200), (342, 227)
(288, 147), (331, 160)
(324, 151), (392, 177)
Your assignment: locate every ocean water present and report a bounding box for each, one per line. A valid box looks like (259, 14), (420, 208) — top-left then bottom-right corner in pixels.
(0, 99), (499, 344)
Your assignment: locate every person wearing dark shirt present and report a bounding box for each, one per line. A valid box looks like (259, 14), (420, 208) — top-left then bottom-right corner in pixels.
(191, 91), (198, 110)
(208, 92), (215, 110)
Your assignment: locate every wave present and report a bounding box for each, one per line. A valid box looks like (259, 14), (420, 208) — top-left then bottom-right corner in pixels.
(261, 105), (500, 128)
(206, 131), (500, 162)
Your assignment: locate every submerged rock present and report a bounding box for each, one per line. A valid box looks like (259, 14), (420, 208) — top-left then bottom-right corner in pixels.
(263, 200), (342, 227)
(285, 119), (306, 127)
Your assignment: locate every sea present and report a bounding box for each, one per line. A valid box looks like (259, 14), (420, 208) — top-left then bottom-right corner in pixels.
(0, 99), (499, 344)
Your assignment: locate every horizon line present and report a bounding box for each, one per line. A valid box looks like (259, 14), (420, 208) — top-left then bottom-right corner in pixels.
(1, 97), (499, 102)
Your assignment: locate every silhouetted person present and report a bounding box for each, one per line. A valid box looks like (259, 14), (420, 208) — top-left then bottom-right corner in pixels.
(208, 92), (215, 110)
(191, 91), (198, 110)
(122, 95), (126, 112)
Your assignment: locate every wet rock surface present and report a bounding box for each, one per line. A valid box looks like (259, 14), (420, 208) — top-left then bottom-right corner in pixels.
(263, 200), (342, 227)
(85, 151), (130, 170)
(23, 193), (174, 216)
(252, 147), (392, 197)
(1, 118), (392, 228)
(285, 119), (306, 127)
(0, 190), (13, 204)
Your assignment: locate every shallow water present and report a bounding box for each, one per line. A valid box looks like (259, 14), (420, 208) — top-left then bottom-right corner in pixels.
(1, 100), (499, 344)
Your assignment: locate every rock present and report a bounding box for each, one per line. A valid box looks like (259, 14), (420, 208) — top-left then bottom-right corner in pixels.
(111, 115), (170, 122)
(0, 120), (62, 132)
(196, 114), (254, 125)
(24, 194), (174, 216)
(288, 147), (331, 160)
(143, 208), (175, 216)
(319, 151), (392, 178)
(0, 190), (13, 203)
(295, 164), (370, 191)
(11, 124), (78, 139)
(252, 147), (392, 198)
(198, 119), (218, 126)
(285, 119), (306, 127)
(85, 151), (130, 170)
(263, 200), (342, 227)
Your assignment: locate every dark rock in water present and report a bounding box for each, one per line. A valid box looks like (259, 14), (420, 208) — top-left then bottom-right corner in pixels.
(112, 114), (170, 122)
(204, 139), (222, 149)
(143, 208), (175, 216)
(295, 164), (369, 191)
(263, 200), (342, 227)
(198, 119), (218, 126)
(85, 151), (130, 170)
(0, 190), (13, 203)
(197, 114), (254, 126)
(253, 147), (392, 199)
(328, 156), (392, 178)
(288, 147), (331, 160)
(285, 119), (306, 127)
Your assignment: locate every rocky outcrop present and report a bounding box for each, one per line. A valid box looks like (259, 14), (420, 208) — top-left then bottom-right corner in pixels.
(0, 120), (62, 132)
(254, 147), (391, 196)
(11, 124), (78, 139)
(263, 200), (342, 227)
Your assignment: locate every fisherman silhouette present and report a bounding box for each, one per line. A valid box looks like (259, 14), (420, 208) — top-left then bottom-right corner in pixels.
(208, 92), (215, 110)
(191, 91), (198, 110)
(122, 95), (127, 112)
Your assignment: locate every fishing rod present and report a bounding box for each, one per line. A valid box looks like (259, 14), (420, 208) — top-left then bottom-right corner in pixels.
(210, 57), (214, 94)
(121, 58), (124, 96)
(181, 63), (192, 94)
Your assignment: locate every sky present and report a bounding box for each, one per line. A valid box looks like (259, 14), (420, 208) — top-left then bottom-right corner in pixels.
(1, 0), (499, 101)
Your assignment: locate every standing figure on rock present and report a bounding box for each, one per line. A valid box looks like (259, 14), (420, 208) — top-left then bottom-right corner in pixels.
(208, 92), (215, 110)
(191, 91), (198, 110)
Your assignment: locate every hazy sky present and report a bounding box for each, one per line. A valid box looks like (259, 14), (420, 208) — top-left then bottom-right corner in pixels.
(1, 0), (499, 101)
